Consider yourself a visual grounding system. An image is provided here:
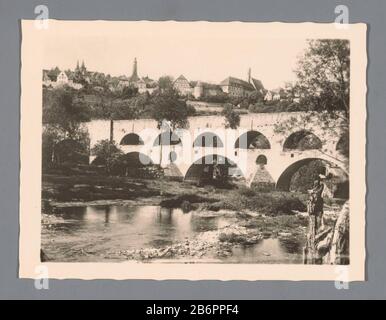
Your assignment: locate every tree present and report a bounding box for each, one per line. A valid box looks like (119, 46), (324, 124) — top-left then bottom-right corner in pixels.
(149, 90), (192, 166)
(91, 139), (123, 173)
(150, 91), (191, 130)
(158, 76), (174, 93)
(222, 103), (240, 129)
(42, 124), (90, 168)
(274, 39), (350, 163)
(42, 125), (65, 169)
(289, 40), (350, 264)
(43, 87), (91, 138)
(296, 39), (350, 120)
(42, 87), (91, 168)
(109, 100), (137, 120)
(120, 86), (138, 99)
(46, 67), (60, 81)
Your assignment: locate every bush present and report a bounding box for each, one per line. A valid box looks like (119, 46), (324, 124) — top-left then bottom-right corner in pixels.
(250, 182), (275, 192)
(265, 194), (306, 215)
(198, 93), (229, 103)
(160, 193), (216, 208)
(248, 103), (262, 113)
(225, 190), (307, 215)
(248, 100), (306, 114)
(186, 104), (196, 116)
(238, 186), (257, 197)
(218, 232), (245, 243)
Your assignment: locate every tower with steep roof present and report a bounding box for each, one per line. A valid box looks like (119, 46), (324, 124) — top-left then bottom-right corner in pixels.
(130, 57), (139, 82)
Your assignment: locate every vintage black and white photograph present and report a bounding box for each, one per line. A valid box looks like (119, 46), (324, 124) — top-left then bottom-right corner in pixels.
(19, 21), (366, 280)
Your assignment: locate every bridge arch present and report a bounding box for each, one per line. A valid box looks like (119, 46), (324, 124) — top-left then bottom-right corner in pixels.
(120, 133), (144, 145)
(153, 131), (182, 146)
(276, 157), (348, 198)
(283, 130), (322, 151)
(193, 132), (224, 148)
(184, 154), (244, 183)
(235, 130), (271, 149)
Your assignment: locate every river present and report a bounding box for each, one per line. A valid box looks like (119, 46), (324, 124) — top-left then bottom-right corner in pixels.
(42, 204), (305, 263)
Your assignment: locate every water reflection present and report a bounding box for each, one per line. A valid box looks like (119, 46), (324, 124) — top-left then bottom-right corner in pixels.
(42, 204), (304, 263)
(191, 215), (220, 232)
(229, 238), (304, 264)
(278, 237), (303, 254)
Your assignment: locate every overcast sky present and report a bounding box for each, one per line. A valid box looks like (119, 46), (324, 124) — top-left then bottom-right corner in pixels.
(42, 21), (309, 90)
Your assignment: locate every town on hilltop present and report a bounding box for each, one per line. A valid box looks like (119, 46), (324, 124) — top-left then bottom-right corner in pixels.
(43, 57), (300, 109)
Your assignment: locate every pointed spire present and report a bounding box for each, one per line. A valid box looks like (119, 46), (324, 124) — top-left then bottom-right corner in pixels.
(76, 60), (80, 71)
(248, 67), (251, 83)
(130, 57), (139, 81)
(79, 60), (86, 75)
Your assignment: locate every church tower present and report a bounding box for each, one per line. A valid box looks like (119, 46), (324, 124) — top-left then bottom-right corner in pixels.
(130, 57), (139, 81)
(80, 60), (87, 75)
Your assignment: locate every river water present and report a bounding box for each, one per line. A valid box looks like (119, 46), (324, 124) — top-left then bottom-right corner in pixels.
(42, 205), (305, 263)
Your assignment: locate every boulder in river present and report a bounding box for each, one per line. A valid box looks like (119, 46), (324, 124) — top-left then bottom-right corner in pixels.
(181, 200), (192, 213)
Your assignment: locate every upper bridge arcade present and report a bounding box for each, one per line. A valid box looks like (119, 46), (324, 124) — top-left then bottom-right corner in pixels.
(85, 112), (348, 192)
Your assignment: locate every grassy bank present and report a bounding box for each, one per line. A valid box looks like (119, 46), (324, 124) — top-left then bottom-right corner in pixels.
(42, 173), (310, 216)
(217, 186), (307, 215)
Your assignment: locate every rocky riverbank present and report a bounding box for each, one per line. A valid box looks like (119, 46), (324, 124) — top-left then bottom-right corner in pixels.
(115, 224), (264, 261)
(106, 209), (313, 262)
(41, 173), (345, 263)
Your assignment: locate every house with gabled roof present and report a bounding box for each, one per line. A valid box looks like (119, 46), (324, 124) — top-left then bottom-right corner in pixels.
(173, 74), (193, 96)
(220, 68), (264, 98)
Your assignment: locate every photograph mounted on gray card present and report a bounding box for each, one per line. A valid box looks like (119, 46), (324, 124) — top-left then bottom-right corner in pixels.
(19, 20), (366, 280)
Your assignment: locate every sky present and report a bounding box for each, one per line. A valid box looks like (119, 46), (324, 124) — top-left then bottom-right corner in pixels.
(42, 22), (309, 90)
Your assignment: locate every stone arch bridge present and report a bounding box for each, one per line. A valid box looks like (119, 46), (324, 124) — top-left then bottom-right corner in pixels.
(85, 112), (348, 192)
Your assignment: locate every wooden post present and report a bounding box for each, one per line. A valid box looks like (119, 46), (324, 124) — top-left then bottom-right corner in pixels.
(303, 215), (317, 264)
(110, 119), (114, 143)
(303, 201), (350, 265)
